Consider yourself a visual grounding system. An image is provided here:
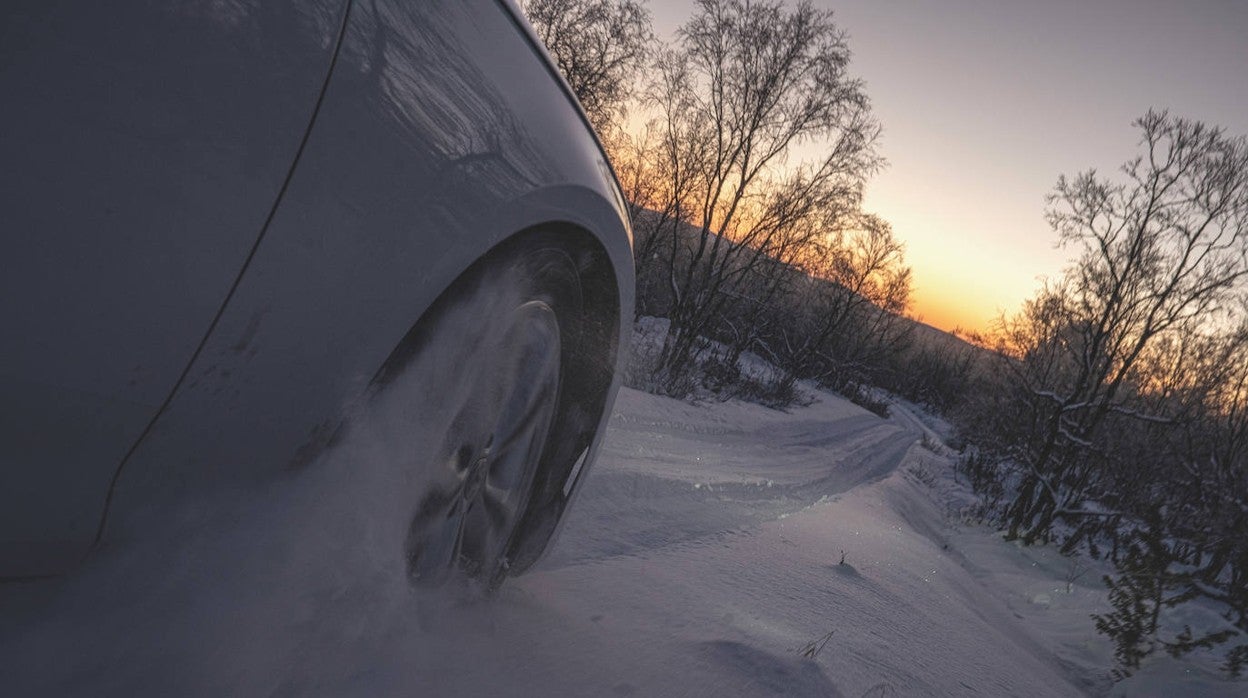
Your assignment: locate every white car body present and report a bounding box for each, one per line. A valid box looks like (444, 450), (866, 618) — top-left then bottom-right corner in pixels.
(0, 0), (633, 578)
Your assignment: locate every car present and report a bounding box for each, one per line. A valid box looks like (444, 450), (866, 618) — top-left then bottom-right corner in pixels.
(0, 0), (633, 588)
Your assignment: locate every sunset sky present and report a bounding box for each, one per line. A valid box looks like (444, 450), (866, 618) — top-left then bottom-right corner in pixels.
(649, 0), (1248, 333)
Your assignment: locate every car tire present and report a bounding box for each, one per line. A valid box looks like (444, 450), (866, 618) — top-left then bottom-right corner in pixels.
(368, 238), (590, 589)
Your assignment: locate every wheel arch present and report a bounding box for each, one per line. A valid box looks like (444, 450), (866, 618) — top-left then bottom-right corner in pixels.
(372, 223), (622, 392)
(371, 221), (629, 578)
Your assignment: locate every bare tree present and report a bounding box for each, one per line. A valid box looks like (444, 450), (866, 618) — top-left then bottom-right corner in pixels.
(991, 111), (1248, 544)
(715, 172), (864, 363)
(613, 65), (710, 319)
(763, 213), (912, 387)
(523, 0), (653, 133)
(642, 0), (879, 391)
(949, 113), (1248, 677)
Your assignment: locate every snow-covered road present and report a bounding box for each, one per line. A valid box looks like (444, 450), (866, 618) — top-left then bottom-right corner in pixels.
(545, 389), (918, 570)
(492, 389), (1090, 697)
(0, 386), (1150, 696)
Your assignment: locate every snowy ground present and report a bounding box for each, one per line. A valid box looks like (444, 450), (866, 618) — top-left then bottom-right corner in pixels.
(2, 385), (1243, 696)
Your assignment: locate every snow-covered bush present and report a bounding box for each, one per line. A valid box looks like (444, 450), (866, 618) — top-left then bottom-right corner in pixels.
(623, 317), (807, 408)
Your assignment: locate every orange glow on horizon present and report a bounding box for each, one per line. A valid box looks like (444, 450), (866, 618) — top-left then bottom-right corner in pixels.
(890, 239), (1053, 336)
(861, 171), (1070, 338)
(910, 295), (988, 336)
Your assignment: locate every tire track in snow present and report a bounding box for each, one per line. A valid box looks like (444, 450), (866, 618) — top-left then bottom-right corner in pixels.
(542, 390), (923, 569)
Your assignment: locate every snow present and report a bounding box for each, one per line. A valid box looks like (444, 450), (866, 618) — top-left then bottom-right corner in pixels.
(3, 383), (1245, 696)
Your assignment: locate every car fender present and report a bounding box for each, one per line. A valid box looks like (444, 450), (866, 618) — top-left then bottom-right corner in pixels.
(102, 0), (633, 544)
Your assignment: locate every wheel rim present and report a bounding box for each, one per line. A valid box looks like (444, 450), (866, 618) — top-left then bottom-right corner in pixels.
(405, 300), (561, 586)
